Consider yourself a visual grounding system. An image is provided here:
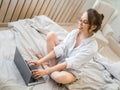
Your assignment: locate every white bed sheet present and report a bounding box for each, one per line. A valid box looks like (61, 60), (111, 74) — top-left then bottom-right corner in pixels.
(0, 16), (68, 90)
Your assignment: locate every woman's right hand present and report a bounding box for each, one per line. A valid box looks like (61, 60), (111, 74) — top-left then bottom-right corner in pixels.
(27, 60), (41, 66)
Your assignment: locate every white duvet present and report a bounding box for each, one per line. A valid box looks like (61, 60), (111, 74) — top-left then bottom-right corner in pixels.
(0, 15), (68, 90)
(0, 15), (120, 90)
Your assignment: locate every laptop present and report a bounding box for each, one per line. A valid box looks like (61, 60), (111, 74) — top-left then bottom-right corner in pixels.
(14, 48), (45, 86)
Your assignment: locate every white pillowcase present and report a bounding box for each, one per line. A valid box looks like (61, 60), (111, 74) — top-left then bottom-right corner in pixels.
(105, 62), (120, 80)
(95, 53), (120, 80)
(94, 30), (108, 47)
(102, 24), (114, 38)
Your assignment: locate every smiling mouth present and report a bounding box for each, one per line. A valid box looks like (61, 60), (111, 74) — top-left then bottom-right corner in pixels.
(78, 25), (83, 30)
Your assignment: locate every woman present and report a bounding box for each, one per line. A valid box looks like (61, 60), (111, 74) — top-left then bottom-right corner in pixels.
(28, 8), (104, 84)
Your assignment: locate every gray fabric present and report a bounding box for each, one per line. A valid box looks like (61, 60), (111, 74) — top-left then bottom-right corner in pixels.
(0, 16), (68, 90)
(65, 55), (120, 90)
(0, 15), (120, 90)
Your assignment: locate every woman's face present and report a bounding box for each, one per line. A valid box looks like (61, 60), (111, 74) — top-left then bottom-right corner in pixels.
(78, 12), (90, 32)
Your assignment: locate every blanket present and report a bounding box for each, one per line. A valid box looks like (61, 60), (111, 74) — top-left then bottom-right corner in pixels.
(8, 15), (68, 60)
(66, 54), (120, 90)
(0, 16), (68, 90)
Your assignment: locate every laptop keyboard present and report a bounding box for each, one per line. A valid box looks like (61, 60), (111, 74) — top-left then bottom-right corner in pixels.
(25, 60), (38, 70)
(24, 60), (45, 84)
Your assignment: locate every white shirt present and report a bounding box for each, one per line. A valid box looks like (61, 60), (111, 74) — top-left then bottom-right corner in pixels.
(54, 29), (98, 77)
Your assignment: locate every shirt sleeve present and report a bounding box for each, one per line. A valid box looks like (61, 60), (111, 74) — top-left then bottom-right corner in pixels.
(54, 43), (66, 58)
(65, 41), (98, 70)
(54, 30), (77, 58)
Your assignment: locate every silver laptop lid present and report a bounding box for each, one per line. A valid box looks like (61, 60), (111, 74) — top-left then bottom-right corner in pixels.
(14, 48), (32, 85)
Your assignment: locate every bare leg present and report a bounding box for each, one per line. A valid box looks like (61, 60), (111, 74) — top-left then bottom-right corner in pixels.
(46, 32), (76, 84)
(51, 71), (76, 84)
(46, 32), (60, 67)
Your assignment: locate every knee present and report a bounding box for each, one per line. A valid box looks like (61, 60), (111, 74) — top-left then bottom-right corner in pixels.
(50, 71), (73, 84)
(46, 32), (56, 42)
(50, 71), (64, 84)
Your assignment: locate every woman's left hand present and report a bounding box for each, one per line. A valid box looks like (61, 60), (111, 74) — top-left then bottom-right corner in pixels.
(32, 69), (47, 79)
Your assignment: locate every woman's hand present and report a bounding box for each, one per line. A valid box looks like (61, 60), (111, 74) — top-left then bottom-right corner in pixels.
(32, 69), (47, 79)
(27, 60), (41, 66)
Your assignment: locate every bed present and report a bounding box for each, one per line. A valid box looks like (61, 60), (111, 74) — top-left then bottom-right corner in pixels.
(0, 0), (120, 90)
(0, 15), (120, 90)
(0, 15), (69, 90)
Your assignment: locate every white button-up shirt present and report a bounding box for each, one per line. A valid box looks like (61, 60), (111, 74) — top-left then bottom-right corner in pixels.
(54, 29), (98, 78)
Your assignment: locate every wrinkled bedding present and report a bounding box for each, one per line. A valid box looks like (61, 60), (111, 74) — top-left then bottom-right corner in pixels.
(0, 15), (120, 90)
(66, 54), (120, 90)
(0, 15), (68, 90)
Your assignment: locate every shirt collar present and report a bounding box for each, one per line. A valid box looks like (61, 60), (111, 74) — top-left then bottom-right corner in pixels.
(75, 29), (95, 45)
(82, 35), (95, 44)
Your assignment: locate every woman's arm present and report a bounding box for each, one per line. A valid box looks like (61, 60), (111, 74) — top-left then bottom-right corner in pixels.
(32, 62), (67, 79)
(28, 50), (56, 66)
(38, 50), (56, 64)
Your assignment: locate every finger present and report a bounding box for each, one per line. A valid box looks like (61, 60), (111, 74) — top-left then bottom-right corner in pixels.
(34, 74), (41, 79)
(27, 60), (35, 64)
(32, 73), (40, 77)
(32, 70), (38, 75)
(32, 69), (38, 73)
(32, 73), (41, 79)
(32, 70), (40, 76)
(32, 70), (41, 76)
(35, 75), (41, 79)
(27, 60), (32, 64)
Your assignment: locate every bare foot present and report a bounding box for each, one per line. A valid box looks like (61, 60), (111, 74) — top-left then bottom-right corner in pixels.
(29, 49), (43, 59)
(41, 62), (49, 69)
(35, 53), (48, 68)
(35, 53), (43, 59)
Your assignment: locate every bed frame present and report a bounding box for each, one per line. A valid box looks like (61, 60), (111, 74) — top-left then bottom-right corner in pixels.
(0, 0), (96, 24)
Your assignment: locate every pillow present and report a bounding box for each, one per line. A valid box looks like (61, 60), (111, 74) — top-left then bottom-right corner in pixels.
(95, 53), (120, 80)
(93, 30), (108, 48)
(94, 53), (112, 64)
(104, 62), (120, 81)
(102, 24), (114, 38)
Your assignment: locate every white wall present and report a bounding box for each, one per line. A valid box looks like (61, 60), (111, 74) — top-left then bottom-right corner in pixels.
(102, 0), (120, 42)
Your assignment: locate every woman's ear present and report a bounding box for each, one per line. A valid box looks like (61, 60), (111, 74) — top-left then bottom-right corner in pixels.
(89, 25), (97, 33)
(91, 25), (97, 30)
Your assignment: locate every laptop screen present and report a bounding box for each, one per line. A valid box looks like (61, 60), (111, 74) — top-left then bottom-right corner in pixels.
(14, 48), (32, 85)
(14, 48), (45, 86)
